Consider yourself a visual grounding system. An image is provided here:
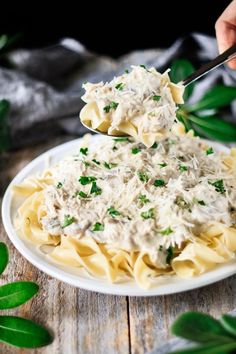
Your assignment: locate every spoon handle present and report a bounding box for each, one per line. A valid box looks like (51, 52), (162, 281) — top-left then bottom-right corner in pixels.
(182, 43), (236, 87)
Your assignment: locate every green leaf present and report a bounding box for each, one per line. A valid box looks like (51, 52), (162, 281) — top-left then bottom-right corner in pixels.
(141, 208), (155, 220)
(220, 315), (236, 338)
(0, 243), (9, 275)
(170, 59), (195, 100)
(188, 114), (236, 142)
(0, 282), (39, 310)
(186, 85), (236, 112)
(176, 111), (193, 132)
(171, 312), (232, 344)
(0, 99), (11, 152)
(0, 316), (53, 348)
(170, 342), (236, 354)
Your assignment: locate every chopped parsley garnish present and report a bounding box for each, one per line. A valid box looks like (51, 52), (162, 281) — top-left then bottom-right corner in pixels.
(103, 101), (119, 113)
(92, 159), (100, 165)
(175, 196), (189, 209)
(179, 165), (188, 172)
(56, 182), (63, 189)
(154, 179), (165, 187)
(158, 162), (167, 168)
(159, 245), (163, 252)
(79, 176), (96, 185)
(208, 179), (225, 194)
(62, 215), (75, 228)
(108, 207), (121, 217)
(153, 95), (161, 102)
(113, 137), (130, 142)
(104, 162), (117, 169)
(197, 200), (206, 206)
(115, 82), (124, 90)
(125, 69), (129, 74)
(140, 64), (146, 69)
(151, 142), (158, 148)
(92, 222), (104, 232)
(90, 181), (102, 195)
(206, 147), (214, 155)
(77, 191), (88, 198)
(137, 171), (149, 183)
(166, 246), (174, 265)
(138, 194), (150, 205)
(160, 227), (173, 236)
(112, 145), (118, 151)
(141, 208), (155, 220)
(80, 147), (88, 156)
(82, 161), (90, 167)
(131, 147), (141, 154)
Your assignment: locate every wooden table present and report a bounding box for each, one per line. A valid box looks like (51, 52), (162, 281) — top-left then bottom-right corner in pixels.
(1, 136), (236, 354)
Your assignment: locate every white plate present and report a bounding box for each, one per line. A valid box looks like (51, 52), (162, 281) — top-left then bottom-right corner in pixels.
(2, 136), (236, 296)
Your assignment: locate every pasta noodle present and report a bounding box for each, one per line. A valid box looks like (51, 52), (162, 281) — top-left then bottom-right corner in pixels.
(13, 133), (236, 289)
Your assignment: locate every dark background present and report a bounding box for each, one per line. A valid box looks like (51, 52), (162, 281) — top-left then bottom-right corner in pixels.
(0, 1), (232, 57)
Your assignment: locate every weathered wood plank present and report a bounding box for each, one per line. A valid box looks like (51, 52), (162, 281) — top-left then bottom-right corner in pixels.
(128, 275), (236, 354)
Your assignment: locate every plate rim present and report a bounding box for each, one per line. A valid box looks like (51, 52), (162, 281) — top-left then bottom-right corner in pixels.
(2, 136), (236, 297)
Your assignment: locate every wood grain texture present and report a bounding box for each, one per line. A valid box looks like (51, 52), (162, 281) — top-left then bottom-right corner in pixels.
(1, 137), (236, 354)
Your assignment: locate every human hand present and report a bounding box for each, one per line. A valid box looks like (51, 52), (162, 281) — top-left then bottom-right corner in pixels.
(215, 0), (236, 69)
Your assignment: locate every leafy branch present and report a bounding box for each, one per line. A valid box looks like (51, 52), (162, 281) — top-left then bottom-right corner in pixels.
(169, 311), (236, 354)
(0, 242), (53, 348)
(170, 59), (236, 142)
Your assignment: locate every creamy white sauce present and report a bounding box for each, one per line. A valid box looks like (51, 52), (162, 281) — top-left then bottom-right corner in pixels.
(81, 66), (180, 137)
(40, 135), (236, 268)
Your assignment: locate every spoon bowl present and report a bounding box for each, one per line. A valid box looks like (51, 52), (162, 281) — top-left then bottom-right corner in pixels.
(81, 43), (236, 137)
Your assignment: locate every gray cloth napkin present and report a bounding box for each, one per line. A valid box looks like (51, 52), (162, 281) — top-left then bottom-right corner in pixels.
(1, 33), (236, 149)
(149, 309), (236, 354)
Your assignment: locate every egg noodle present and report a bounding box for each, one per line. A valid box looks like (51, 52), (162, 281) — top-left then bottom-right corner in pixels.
(13, 125), (236, 289)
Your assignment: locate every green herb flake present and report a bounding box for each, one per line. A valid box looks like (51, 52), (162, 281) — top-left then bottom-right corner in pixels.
(138, 194), (150, 205)
(206, 147), (214, 155)
(112, 145), (118, 151)
(92, 159), (100, 165)
(90, 181), (102, 195)
(79, 176), (96, 185)
(56, 182), (63, 189)
(140, 64), (147, 69)
(104, 162), (117, 169)
(113, 137), (130, 142)
(160, 227), (173, 236)
(125, 69), (129, 74)
(159, 245), (163, 252)
(141, 208), (155, 220)
(108, 207), (121, 217)
(197, 200), (206, 206)
(179, 165), (188, 172)
(131, 147), (141, 154)
(137, 171), (149, 183)
(82, 161), (90, 167)
(158, 162), (167, 168)
(151, 142), (158, 148)
(115, 82), (124, 90)
(77, 191), (88, 198)
(208, 179), (225, 194)
(103, 101), (119, 113)
(80, 147), (88, 156)
(62, 215), (75, 228)
(92, 222), (104, 232)
(154, 179), (165, 187)
(166, 246), (174, 265)
(153, 95), (161, 102)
